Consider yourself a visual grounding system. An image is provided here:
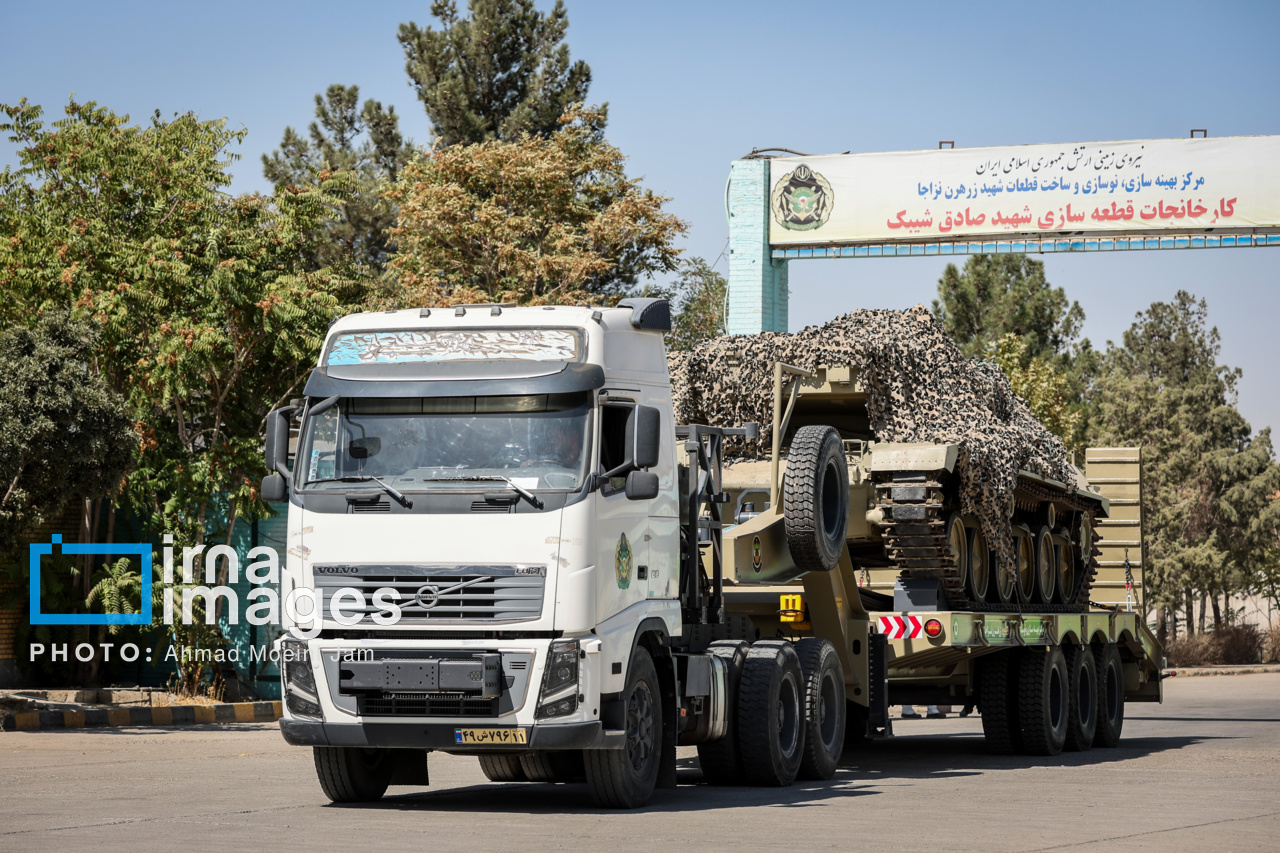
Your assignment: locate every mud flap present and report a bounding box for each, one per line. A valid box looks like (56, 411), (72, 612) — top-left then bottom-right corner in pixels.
(867, 631), (892, 738)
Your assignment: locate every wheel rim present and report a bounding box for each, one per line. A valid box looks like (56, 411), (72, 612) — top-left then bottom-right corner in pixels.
(777, 673), (801, 758)
(627, 680), (656, 773)
(1106, 661), (1122, 724)
(1037, 532), (1055, 604)
(1078, 658), (1095, 729)
(817, 670), (840, 751)
(1049, 664), (1065, 730)
(948, 515), (969, 591)
(1059, 543), (1076, 603)
(1017, 533), (1034, 599)
(969, 528), (990, 600)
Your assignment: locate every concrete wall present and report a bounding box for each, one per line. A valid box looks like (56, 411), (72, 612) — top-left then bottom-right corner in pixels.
(727, 159), (789, 334)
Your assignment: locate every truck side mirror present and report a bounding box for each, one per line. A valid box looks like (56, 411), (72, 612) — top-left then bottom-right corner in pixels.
(261, 472), (288, 502)
(264, 407), (294, 475)
(624, 470), (659, 501)
(627, 405), (661, 470)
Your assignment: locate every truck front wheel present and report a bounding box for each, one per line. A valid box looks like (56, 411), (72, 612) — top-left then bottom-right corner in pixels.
(584, 647), (662, 808)
(313, 747), (396, 803)
(478, 754), (528, 782)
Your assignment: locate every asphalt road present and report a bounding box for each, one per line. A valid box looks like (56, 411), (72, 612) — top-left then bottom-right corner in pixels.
(3, 673), (1278, 852)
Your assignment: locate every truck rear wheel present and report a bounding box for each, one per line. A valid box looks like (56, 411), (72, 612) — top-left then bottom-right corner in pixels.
(584, 647), (662, 808)
(478, 754), (528, 782)
(1063, 644), (1098, 752)
(783, 425), (849, 573)
(737, 642), (805, 786)
(795, 638), (846, 780)
(1093, 643), (1126, 748)
(520, 751), (585, 783)
(697, 640), (749, 785)
(1017, 646), (1069, 756)
(978, 650), (1020, 754)
(313, 746), (396, 802)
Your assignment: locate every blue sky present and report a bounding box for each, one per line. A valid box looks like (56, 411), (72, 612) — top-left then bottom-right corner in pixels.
(4, 0), (1279, 431)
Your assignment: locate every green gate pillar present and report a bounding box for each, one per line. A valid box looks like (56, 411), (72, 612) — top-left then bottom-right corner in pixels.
(727, 159), (789, 334)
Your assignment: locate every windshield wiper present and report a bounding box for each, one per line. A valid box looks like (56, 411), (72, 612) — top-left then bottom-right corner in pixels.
(422, 475), (544, 510)
(304, 475), (413, 508)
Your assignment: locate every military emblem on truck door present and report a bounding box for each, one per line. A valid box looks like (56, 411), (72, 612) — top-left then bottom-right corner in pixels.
(771, 164), (834, 231)
(615, 533), (633, 589)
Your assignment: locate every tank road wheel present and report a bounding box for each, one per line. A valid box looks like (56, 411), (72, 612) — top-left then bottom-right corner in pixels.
(313, 747), (396, 802)
(478, 754), (528, 782)
(993, 549), (1016, 605)
(1056, 539), (1077, 606)
(1014, 526), (1036, 606)
(1093, 643), (1126, 748)
(1063, 644), (1098, 752)
(1033, 526), (1057, 606)
(945, 513), (970, 595)
(795, 638), (846, 781)
(520, 750), (585, 783)
(697, 640), (750, 785)
(738, 642), (806, 786)
(977, 650), (1021, 754)
(967, 526), (992, 602)
(783, 425), (850, 573)
(585, 647), (662, 808)
(1017, 646), (1069, 756)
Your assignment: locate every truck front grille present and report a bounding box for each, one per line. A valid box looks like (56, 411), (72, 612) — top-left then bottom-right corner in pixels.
(313, 564), (545, 624)
(358, 694), (501, 718)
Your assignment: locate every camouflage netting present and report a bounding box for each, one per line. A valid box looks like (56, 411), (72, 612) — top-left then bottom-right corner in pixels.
(668, 305), (1078, 572)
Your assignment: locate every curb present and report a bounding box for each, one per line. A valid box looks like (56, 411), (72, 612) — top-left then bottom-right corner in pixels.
(1, 700), (282, 731)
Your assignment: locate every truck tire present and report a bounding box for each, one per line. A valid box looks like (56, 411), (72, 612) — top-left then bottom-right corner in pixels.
(313, 747), (396, 802)
(520, 750), (585, 783)
(1063, 644), (1098, 752)
(795, 638), (846, 780)
(978, 650), (1020, 754)
(1093, 643), (1126, 748)
(1017, 646), (1069, 756)
(783, 425), (849, 573)
(584, 647), (662, 808)
(478, 754), (528, 782)
(697, 640), (749, 785)
(737, 642), (805, 786)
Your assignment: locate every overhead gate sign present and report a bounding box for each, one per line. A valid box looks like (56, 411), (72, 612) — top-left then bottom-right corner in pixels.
(767, 136), (1280, 255)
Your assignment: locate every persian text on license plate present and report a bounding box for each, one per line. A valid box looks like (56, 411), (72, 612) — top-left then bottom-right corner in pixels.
(454, 727), (528, 745)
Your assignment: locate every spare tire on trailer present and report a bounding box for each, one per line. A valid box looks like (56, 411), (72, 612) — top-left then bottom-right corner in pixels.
(783, 425), (850, 573)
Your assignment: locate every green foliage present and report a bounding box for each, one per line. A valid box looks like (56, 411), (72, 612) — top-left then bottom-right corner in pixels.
(0, 312), (135, 559)
(263, 84), (413, 273)
(384, 105), (686, 308)
(399, 0), (597, 146)
(642, 257), (727, 351)
(1090, 291), (1280, 635)
(987, 333), (1082, 455)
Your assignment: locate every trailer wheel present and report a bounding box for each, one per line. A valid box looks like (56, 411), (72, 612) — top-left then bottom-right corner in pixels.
(1017, 646), (1069, 756)
(977, 650), (1020, 754)
(738, 642), (805, 786)
(478, 754), (528, 782)
(584, 647), (662, 808)
(520, 750), (585, 783)
(1093, 643), (1126, 748)
(697, 640), (749, 785)
(1063, 644), (1098, 752)
(313, 747), (395, 802)
(795, 638), (846, 780)
(1033, 526), (1057, 606)
(783, 425), (849, 573)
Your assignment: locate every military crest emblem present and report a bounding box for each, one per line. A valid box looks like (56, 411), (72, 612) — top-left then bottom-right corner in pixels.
(615, 532), (633, 589)
(771, 164), (834, 231)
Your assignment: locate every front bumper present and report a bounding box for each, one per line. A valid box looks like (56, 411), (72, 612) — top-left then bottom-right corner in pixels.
(280, 718), (624, 751)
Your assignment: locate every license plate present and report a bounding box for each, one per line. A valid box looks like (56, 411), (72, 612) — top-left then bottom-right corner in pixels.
(454, 727), (528, 745)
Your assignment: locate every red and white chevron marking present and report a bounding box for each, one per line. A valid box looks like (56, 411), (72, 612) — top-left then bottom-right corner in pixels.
(878, 614), (924, 639)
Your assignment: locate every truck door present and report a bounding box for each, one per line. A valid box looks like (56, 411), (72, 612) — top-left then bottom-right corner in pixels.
(594, 398), (650, 621)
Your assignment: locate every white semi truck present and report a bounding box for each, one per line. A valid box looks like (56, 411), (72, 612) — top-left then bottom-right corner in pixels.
(265, 299), (1161, 808)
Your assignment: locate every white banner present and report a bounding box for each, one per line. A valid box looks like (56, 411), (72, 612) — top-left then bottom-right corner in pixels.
(766, 136), (1280, 245)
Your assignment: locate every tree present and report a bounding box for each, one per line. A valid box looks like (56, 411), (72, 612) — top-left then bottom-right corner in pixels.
(1090, 291), (1280, 642)
(642, 257), (727, 351)
(0, 312), (135, 558)
(263, 84), (412, 273)
(1, 98), (357, 687)
(399, 0), (597, 146)
(987, 333), (1082, 455)
(383, 105), (686, 308)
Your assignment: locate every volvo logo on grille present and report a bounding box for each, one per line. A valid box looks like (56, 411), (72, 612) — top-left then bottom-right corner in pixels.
(411, 575), (490, 611)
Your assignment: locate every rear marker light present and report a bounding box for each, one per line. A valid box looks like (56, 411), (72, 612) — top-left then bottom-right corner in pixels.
(924, 619), (943, 638)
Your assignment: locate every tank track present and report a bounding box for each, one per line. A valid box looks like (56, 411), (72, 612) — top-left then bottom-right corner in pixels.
(873, 472), (1104, 614)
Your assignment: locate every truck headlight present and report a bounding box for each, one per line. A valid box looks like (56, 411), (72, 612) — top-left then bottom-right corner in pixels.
(281, 638), (322, 720)
(536, 639), (580, 719)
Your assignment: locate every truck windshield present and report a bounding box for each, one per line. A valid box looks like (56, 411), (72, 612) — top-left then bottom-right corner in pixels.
(297, 392), (591, 492)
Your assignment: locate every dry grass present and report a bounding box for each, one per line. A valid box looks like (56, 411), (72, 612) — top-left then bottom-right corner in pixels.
(1165, 623), (1268, 667)
(150, 689), (224, 707)
(1264, 625), (1280, 664)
